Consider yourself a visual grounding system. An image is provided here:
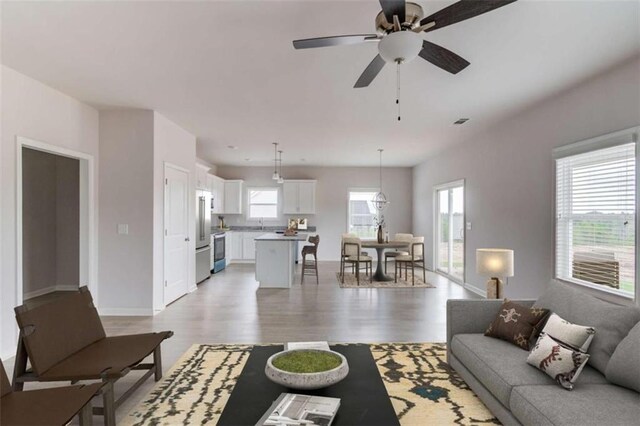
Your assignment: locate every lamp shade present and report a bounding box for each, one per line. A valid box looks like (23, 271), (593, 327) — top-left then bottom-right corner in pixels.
(476, 249), (514, 278)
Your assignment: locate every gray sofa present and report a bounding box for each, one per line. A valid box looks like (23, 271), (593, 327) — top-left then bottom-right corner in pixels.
(447, 281), (640, 426)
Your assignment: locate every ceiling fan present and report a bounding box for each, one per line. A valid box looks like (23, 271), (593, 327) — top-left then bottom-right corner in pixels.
(292, 0), (518, 88)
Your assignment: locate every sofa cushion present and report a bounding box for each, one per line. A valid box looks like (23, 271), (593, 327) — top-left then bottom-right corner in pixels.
(533, 281), (640, 373)
(450, 334), (607, 408)
(510, 384), (640, 426)
(527, 333), (591, 390)
(484, 300), (549, 350)
(606, 320), (640, 392)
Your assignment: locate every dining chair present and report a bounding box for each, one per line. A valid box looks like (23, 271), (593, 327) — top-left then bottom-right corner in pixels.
(341, 237), (372, 285)
(384, 233), (413, 273)
(395, 236), (426, 285)
(340, 233), (368, 278)
(301, 234), (319, 284)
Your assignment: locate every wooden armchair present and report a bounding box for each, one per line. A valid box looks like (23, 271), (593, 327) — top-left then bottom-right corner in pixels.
(395, 237), (426, 285)
(12, 287), (173, 426)
(2, 360), (102, 425)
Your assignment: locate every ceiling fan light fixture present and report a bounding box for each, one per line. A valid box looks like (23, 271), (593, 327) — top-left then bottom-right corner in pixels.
(378, 30), (422, 64)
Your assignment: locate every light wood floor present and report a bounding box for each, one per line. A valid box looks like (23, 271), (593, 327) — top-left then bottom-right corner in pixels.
(11, 261), (478, 423)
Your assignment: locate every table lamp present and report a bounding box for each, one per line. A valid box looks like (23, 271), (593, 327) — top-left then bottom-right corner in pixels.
(476, 249), (514, 299)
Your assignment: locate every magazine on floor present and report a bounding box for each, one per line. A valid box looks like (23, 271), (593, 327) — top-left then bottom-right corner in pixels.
(256, 393), (340, 426)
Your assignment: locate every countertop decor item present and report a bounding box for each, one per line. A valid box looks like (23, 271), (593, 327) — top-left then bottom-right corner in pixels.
(265, 349), (349, 390)
(476, 248), (514, 299)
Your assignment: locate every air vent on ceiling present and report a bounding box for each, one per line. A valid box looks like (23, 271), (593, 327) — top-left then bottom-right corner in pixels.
(453, 118), (469, 125)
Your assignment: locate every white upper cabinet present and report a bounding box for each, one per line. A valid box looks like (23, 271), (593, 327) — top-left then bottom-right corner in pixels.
(196, 164), (209, 190)
(224, 180), (243, 214)
(283, 180), (316, 214)
(209, 174), (225, 214)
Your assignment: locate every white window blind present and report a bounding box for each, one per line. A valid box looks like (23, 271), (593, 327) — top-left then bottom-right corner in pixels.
(555, 142), (636, 297)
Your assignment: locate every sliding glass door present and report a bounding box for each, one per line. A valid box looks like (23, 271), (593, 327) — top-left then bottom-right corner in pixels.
(436, 182), (465, 282)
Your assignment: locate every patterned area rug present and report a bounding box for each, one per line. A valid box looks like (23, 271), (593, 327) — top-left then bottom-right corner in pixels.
(124, 343), (497, 425)
(336, 272), (435, 288)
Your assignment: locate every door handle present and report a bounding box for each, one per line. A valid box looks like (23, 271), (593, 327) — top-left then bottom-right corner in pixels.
(185, 237), (190, 242)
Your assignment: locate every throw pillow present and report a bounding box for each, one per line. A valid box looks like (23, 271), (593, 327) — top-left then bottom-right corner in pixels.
(484, 300), (550, 350)
(542, 313), (596, 352)
(533, 280), (640, 374)
(605, 321), (640, 392)
(527, 333), (590, 390)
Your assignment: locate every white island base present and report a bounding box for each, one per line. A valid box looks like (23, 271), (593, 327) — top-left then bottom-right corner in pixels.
(255, 233), (308, 288)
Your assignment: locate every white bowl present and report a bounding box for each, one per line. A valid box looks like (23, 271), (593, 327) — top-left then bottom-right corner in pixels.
(265, 349), (349, 390)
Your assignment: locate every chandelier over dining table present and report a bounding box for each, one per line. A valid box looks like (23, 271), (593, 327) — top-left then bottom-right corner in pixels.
(373, 148), (389, 211)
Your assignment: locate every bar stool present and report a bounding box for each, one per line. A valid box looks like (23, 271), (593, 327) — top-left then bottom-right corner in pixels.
(301, 235), (320, 284)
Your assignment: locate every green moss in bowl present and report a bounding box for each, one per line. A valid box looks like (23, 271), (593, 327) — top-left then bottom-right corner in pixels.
(272, 350), (343, 373)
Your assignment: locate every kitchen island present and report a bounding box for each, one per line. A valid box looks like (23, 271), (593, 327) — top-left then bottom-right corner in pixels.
(255, 233), (308, 288)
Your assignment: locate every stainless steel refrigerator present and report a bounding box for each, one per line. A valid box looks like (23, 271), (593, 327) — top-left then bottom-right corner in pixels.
(195, 190), (212, 283)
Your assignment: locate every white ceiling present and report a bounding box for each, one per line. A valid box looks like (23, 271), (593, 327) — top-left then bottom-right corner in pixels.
(2, 1), (639, 167)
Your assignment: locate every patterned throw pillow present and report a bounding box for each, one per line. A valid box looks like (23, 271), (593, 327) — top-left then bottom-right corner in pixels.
(542, 313), (596, 352)
(527, 333), (590, 390)
(484, 300), (550, 350)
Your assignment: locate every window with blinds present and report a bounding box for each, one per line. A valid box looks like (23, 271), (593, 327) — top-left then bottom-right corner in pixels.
(555, 142), (636, 297)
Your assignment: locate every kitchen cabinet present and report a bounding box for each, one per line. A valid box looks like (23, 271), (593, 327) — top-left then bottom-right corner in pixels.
(196, 164), (209, 190)
(229, 232), (243, 261)
(283, 180), (316, 214)
(209, 174), (225, 214)
(226, 231), (262, 262)
(242, 233), (256, 260)
(224, 180), (243, 214)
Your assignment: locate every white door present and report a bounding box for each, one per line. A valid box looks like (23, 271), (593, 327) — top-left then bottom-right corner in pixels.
(435, 182), (465, 283)
(164, 164), (190, 305)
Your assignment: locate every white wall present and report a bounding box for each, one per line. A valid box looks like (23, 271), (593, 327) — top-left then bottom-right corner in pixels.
(1, 66), (99, 359)
(413, 56), (640, 300)
(216, 166), (413, 261)
(153, 112), (196, 311)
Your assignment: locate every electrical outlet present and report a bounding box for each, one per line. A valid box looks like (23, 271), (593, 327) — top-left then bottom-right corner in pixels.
(117, 224), (129, 235)
(466, 222), (472, 231)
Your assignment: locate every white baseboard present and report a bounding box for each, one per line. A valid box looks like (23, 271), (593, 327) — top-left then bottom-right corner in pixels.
(98, 307), (155, 316)
(465, 283), (487, 298)
(23, 284), (80, 300)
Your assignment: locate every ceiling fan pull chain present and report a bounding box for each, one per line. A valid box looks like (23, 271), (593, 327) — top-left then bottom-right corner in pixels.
(396, 61), (401, 121)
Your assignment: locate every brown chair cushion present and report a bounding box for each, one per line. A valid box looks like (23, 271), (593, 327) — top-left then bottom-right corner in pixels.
(1, 382), (102, 426)
(1, 362), (11, 397)
(14, 287), (106, 375)
(39, 332), (172, 381)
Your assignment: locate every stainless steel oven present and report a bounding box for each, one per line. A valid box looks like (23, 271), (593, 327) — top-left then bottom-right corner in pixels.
(212, 233), (226, 273)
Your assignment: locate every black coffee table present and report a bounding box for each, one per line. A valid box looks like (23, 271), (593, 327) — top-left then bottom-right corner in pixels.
(218, 344), (399, 426)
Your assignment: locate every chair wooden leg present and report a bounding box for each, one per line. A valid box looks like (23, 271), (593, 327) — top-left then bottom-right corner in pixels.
(385, 256), (387, 274)
(102, 380), (116, 426)
(356, 262), (360, 286)
(154, 346), (163, 382)
(412, 262), (415, 286)
(422, 262), (426, 283)
(78, 401), (93, 426)
(314, 254), (319, 284)
(301, 253), (306, 284)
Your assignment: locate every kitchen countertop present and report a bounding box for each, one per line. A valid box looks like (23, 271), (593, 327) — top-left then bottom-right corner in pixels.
(211, 225), (316, 234)
(254, 233), (309, 241)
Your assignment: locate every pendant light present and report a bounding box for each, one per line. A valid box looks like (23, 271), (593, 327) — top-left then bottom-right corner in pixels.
(272, 142), (280, 180)
(373, 148), (389, 211)
(277, 150), (284, 184)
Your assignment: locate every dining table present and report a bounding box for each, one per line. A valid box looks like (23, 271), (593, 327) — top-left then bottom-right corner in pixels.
(361, 240), (410, 282)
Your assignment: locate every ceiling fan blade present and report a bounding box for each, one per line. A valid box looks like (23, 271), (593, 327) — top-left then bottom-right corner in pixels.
(354, 54), (386, 88)
(418, 40), (470, 74)
(420, 0), (517, 33)
(379, 0), (406, 24)
(293, 34), (378, 49)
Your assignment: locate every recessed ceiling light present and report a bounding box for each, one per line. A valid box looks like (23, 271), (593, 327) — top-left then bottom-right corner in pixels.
(300, 158), (306, 162)
(227, 145), (238, 150)
(453, 118), (469, 125)
(244, 158), (250, 161)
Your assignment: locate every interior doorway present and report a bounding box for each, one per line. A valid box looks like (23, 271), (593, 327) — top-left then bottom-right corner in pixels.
(17, 137), (96, 307)
(435, 180), (465, 283)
